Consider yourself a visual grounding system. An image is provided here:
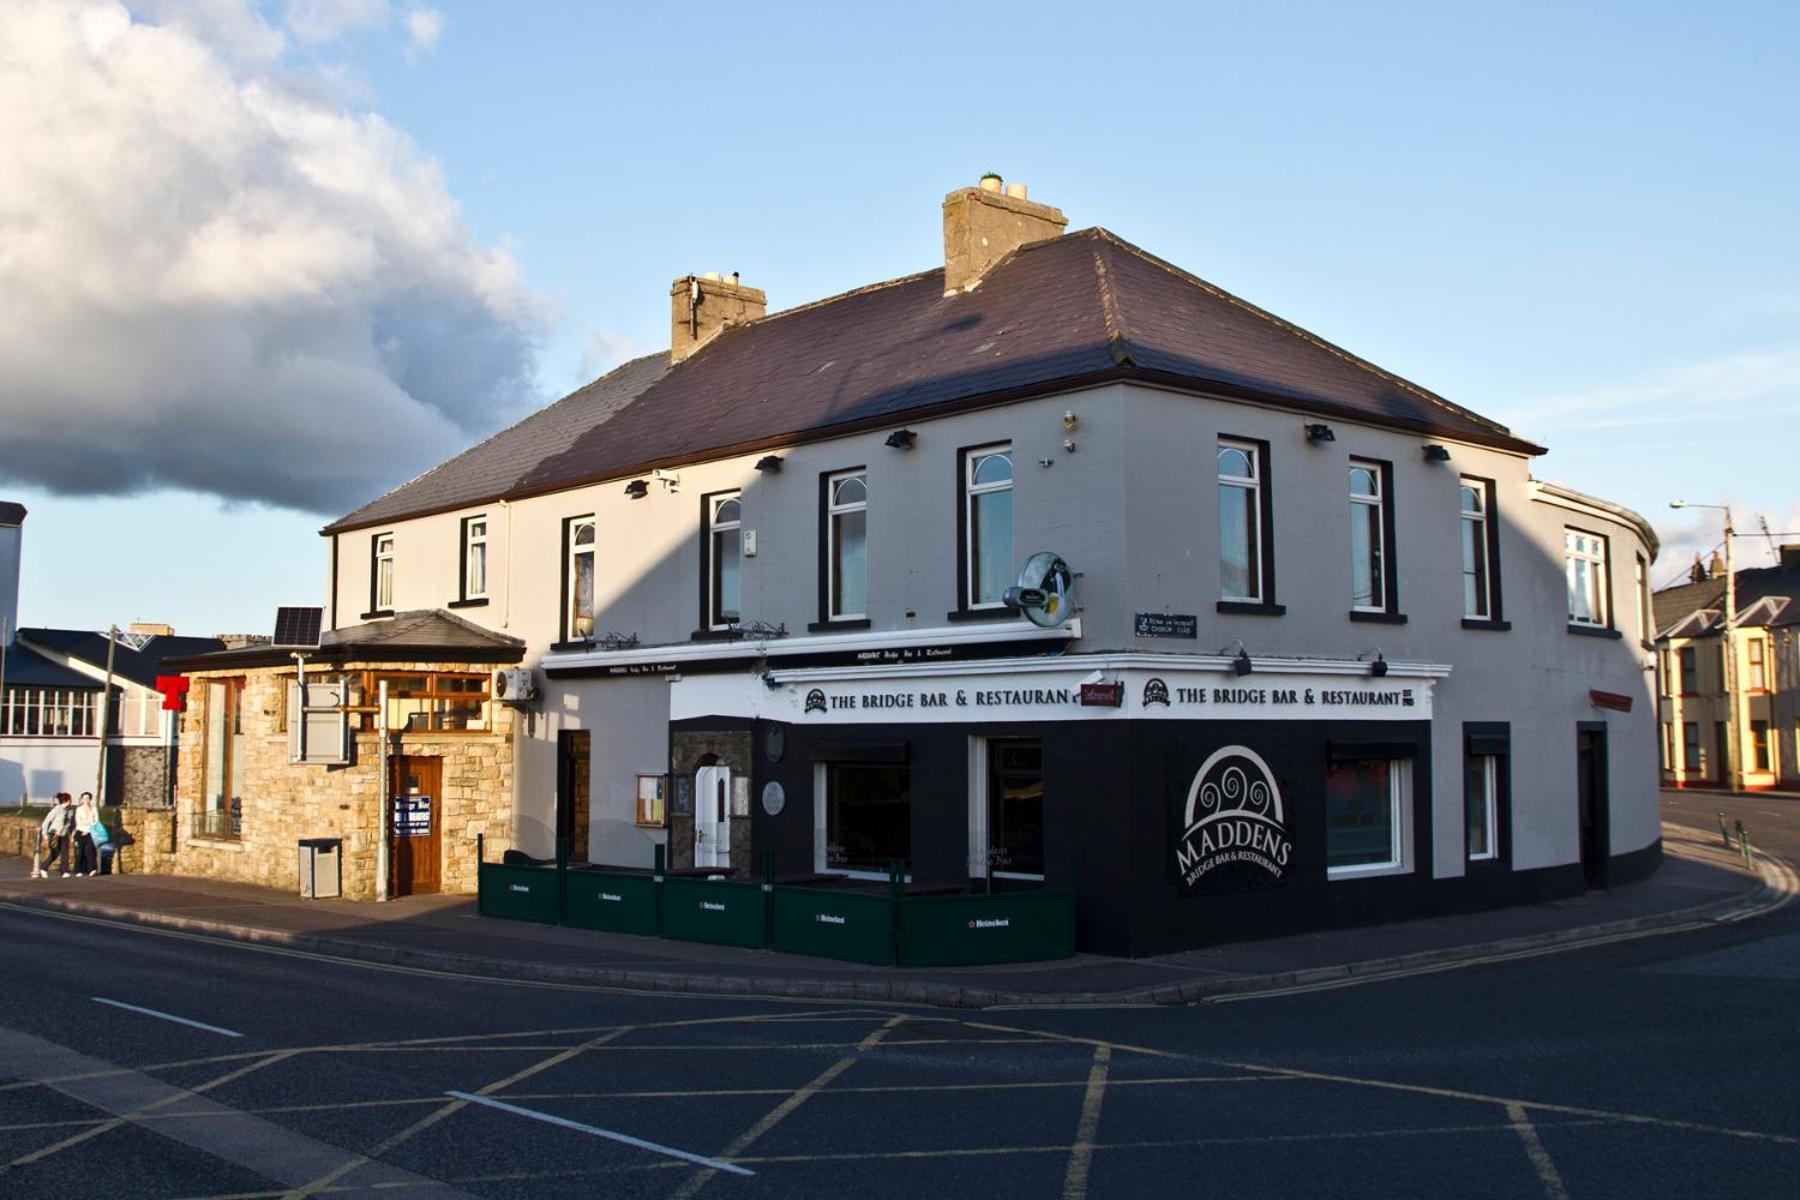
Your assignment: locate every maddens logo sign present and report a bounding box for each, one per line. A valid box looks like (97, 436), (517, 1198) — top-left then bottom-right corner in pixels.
(1175, 745), (1292, 893)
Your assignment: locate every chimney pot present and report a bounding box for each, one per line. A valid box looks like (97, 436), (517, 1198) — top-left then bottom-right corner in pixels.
(979, 173), (1003, 193)
(1005, 182), (1028, 200)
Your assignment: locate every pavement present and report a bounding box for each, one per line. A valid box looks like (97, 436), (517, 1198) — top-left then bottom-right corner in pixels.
(0, 819), (1791, 1010)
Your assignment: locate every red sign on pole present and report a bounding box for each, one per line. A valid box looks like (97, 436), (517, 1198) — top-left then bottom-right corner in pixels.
(155, 675), (191, 712)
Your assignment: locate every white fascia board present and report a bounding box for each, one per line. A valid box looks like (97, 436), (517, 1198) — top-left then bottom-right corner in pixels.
(541, 618), (1080, 673)
(768, 652), (1452, 685)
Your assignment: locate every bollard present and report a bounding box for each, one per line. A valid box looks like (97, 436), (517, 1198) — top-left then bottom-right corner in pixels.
(1718, 812), (1732, 849)
(1741, 829), (1755, 873)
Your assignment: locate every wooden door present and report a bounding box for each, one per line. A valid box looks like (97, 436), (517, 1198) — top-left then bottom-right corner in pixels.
(391, 756), (442, 896)
(556, 730), (591, 864)
(1576, 728), (1609, 889)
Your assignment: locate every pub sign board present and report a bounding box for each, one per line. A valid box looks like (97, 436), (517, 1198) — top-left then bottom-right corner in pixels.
(1172, 746), (1293, 895)
(394, 795), (432, 837)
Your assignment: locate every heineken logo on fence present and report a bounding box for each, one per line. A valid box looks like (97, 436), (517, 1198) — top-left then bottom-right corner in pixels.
(1175, 745), (1292, 893)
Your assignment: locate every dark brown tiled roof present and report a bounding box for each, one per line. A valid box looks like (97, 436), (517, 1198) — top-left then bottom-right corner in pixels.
(327, 229), (1541, 533)
(1654, 557), (1800, 638)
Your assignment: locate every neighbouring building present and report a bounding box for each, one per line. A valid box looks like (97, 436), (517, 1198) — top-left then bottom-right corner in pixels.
(1653, 545), (1800, 791)
(157, 179), (1661, 952)
(0, 501), (226, 807)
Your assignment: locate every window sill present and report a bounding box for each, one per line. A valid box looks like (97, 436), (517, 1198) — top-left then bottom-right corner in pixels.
(689, 628), (748, 642)
(447, 597), (489, 609)
(1349, 611), (1409, 625)
(549, 639), (593, 653)
(358, 609), (393, 621)
(188, 833), (244, 849)
(807, 618), (872, 633)
(1216, 600), (1287, 617)
(1327, 861), (1411, 881)
(1567, 624), (1623, 640)
(1461, 618), (1512, 632)
(944, 607), (1020, 623)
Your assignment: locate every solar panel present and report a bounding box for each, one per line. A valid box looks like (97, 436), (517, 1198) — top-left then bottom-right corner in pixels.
(272, 606), (323, 648)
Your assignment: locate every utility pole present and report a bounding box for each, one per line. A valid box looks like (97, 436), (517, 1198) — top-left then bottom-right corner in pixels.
(1672, 502), (1740, 791)
(95, 624), (118, 805)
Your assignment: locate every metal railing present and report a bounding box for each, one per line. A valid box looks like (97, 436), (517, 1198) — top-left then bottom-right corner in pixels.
(193, 803), (241, 840)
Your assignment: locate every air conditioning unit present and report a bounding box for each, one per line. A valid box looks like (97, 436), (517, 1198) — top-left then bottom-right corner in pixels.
(493, 668), (538, 705)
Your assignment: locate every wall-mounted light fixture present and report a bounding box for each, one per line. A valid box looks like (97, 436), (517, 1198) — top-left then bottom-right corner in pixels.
(884, 429), (916, 450)
(1359, 646), (1389, 677)
(1305, 423), (1336, 443)
(754, 455), (783, 473)
(1423, 444), (1451, 463)
(623, 479), (649, 499)
(1222, 639), (1254, 676)
(1062, 409), (1079, 431)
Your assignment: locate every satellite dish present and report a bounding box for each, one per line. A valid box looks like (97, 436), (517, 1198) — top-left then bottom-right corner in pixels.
(1004, 552), (1075, 628)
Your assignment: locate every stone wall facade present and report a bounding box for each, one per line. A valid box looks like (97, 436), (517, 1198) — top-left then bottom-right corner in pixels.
(669, 729), (752, 874)
(160, 661), (514, 900)
(119, 744), (172, 809)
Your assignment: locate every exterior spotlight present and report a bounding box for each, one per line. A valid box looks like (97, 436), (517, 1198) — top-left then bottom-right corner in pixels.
(754, 455), (783, 473)
(1423, 444), (1451, 463)
(884, 429), (916, 450)
(1305, 423), (1336, 443)
(624, 479), (649, 499)
(1233, 649), (1254, 676)
(1370, 654), (1389, 677)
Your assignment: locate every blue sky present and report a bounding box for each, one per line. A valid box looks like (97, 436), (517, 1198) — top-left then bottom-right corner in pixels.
(5, 0), (1797, 635)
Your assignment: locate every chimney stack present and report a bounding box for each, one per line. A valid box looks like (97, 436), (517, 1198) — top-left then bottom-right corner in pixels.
(0, 501), (23, 648)
(670, 272), (766, 363)
(942, 175), (1067, 294)
(1780, 544), (1800, 571)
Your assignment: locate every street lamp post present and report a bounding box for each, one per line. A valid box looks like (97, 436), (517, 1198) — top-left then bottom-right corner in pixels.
(1671, 502), (1739, 791)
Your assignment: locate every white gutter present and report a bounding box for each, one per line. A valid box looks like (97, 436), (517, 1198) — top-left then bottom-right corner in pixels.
(542, 617), (1081, 673)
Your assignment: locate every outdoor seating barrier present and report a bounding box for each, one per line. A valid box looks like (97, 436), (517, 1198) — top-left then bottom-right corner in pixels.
(472, 839), (1074, 966)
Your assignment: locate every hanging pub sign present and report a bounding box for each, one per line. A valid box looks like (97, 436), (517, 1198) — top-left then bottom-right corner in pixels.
(1173, 746), (1292, 895)
(1079, 681), (1124, 707)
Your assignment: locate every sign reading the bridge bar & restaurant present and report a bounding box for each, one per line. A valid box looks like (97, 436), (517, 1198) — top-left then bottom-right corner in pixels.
(1174, 746), (1292, 894)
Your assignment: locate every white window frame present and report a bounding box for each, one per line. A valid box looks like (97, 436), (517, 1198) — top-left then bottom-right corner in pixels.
(708, 493), (742, 630)
(1459, 477), (1492, 619)
(826, 470), (868, 620)
(567, 515), (596, 640)
(1349, 461), (1387, 613)
(1217, 441), (1263, 603)
(1467, 755), (1499, 862)
(1749, 637), (1768, 691)
(963, 444), (1013, 610)
(1635, 554), (1651, 642)
(1564, 528), (1610, 628)
(1326, 758), (1413, 880)
(464, 517), (488, 600)
(374, 533), (395, 612)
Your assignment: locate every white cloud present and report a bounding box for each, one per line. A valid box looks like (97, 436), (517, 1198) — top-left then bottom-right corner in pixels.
(402, 6), (443, 57)
(1501, 348), (1800, 439)
(0, 0), (544, 513)
(283, 0), (387, 44)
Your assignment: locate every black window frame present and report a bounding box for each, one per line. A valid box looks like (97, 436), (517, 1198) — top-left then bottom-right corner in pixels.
(1215, 435), (1284, 617)
(811, 466), (872, 632)
(362, 530), (395, 619)
(1564, 525), (1620, 639)
(1458, 475), (1509, 631)
(448, 514), (490, 609)
(554, 513), (597, 648)
(949, 441), (1016, 621)
(1348, 456), (1405, 625)
(695, 489), (744, 639)
(1462, 722), (1511, 867)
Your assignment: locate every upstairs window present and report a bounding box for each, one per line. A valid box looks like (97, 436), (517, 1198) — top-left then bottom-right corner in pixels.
(1459, 478), (1496, 619)
(1349, 461), (1391, 613)
(1218, 442), (1264, 602)
(826, 471), (868, 620)
(1635, 554), (1651, 641)
(962, 446), (1014, 609)
(462, 517), (488, 601)
(566, 516), (596, 640)
(1678, 646), (1698, 694)
(372, 533), (395, 614)
(707, 493), (742, 629)
(1564, 529), (1610, 627)
(1749, 638), (1768, 691)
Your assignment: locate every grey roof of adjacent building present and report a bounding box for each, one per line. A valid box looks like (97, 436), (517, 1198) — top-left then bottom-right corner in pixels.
(324, 228), (1547, 536)
(329, 352), (671, 533)
(1, 643), (99, 690)
(1653, 555), (1800, 638)
(160, 608), (526, 672)
(15, 628), (228, 689)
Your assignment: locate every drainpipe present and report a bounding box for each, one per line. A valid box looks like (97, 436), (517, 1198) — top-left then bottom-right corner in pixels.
(95, 625), (117, 805)
(376, 679), (390, 901)
(501, 499), (512, 631)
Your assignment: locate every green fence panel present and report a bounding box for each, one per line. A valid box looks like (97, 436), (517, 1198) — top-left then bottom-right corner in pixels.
(477, 862), (561, 925)
(562, 871), (659, 936)
(769, 888), (896, 965)
(897, 891), (1074, 967)
(661, 878), (767, 948)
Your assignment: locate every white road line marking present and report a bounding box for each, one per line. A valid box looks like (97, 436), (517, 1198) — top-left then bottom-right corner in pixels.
(91, 997), (242, 1038)
(445, 1091), (754, 1176)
